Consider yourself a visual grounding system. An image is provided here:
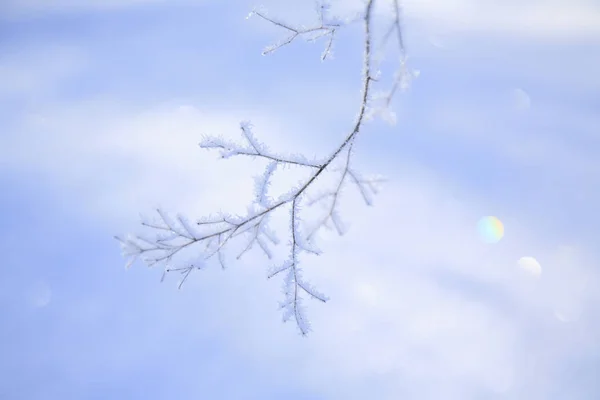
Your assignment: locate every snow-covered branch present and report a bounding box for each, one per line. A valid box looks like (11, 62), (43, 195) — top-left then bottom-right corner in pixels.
(117, 0), (415, 335)
(248, 1), (342, 60)
(199, 121), (323, 168)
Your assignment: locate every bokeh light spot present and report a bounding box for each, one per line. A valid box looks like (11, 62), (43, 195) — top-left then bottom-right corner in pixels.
(477, 216), (504, 244)
(517, 256), (542, 278)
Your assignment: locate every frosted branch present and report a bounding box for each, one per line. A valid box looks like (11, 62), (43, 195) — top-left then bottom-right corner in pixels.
(117, 0), (413, 336)
(200, 122), (323, 168)
(249, 4), (340, 60)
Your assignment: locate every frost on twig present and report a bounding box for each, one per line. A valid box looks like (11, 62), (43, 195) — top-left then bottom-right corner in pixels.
(248, 1), (342, 60)
(117, 0), (414, 335)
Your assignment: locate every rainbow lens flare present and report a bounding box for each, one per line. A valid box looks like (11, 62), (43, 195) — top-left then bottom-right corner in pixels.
(477, 216), (504, 244)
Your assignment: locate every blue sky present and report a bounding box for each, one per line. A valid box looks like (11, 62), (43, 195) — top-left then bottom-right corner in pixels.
(1, 0), (599, 399)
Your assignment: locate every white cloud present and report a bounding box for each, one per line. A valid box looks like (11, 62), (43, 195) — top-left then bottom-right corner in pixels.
(1, 101), (261, 226)
(0, 0), (187, 16)
(6, 97), (597, 398)
(328, 0), (600, 39)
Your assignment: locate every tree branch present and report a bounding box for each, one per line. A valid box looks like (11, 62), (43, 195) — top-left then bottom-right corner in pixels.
(117, 0), (414, 335)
